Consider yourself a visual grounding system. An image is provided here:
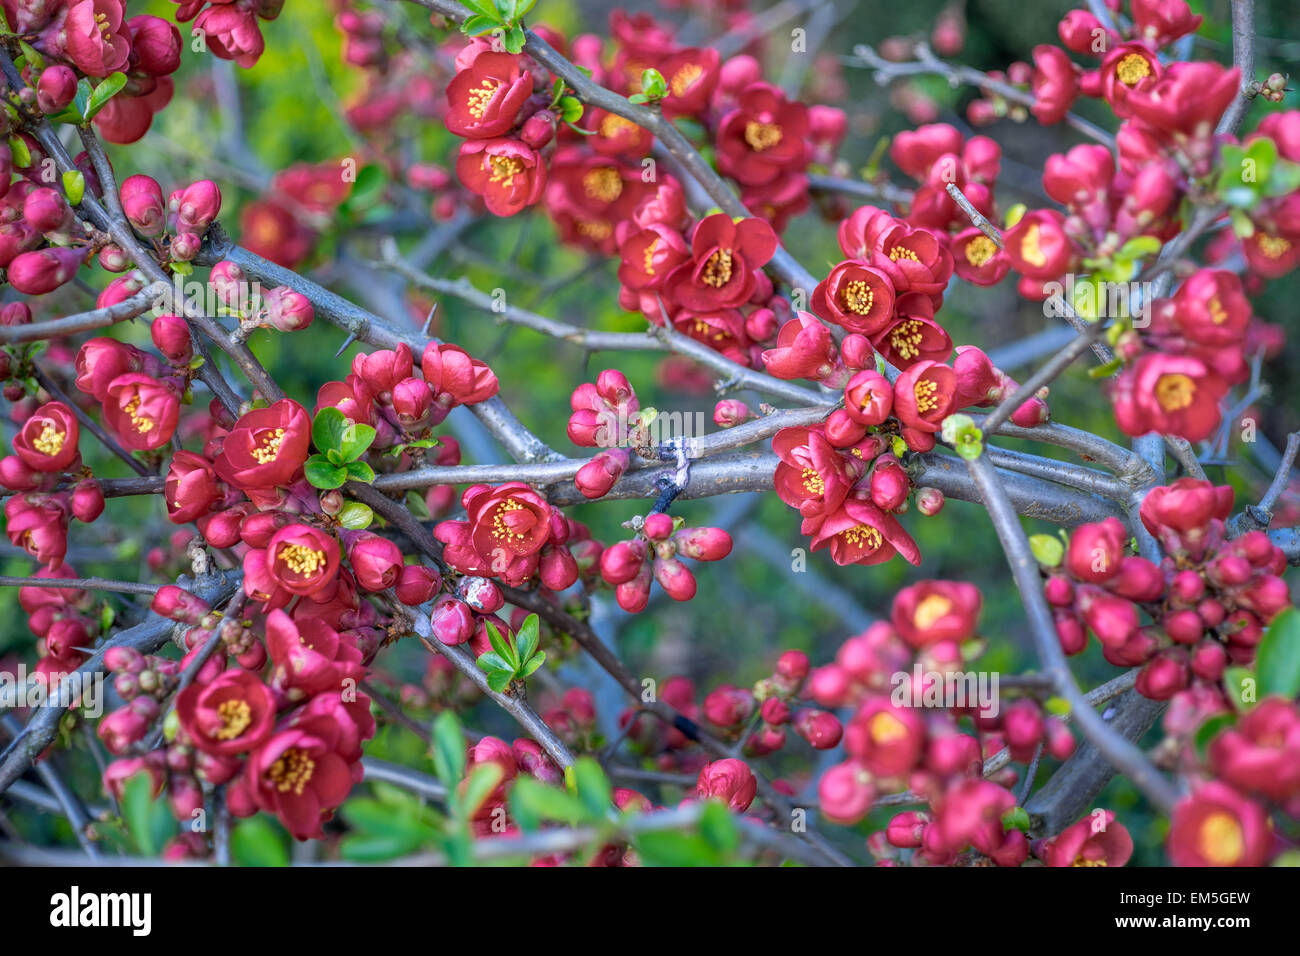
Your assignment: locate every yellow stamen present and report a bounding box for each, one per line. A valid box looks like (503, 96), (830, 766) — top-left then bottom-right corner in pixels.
(582, 167), (623, 203)
(215, 699), (252, 741)
(1155, 373), (1195, 412)
(32, 422), (67, 458)
(1198, 812), (1245, 865)
(1115, 53), (1151, 87)
(268, 747), (315, 795)
(278, 542), (326, 577)
(964, 235), (997, 268)
(842, 279), (875, 315)
(466, 79), (500, 120)
(744, 121), (783, 151)
(913, 594), (954, 629)
(703, 249), (734, 288)
(251, 428), (285, 465)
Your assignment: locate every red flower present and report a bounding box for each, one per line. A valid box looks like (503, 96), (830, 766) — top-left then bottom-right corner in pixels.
(812, 260), (896, 335)
(1167, 782), (1272, 867)
(176, 669), (276, 757)
(810, 498), (921, 566)
(1242, 229), (1300, 278)
(843, 370), (894, 426)
(716, 83), (810, 187)
(1132, 0), (1203, 47)
(845, 696), (926, 778)
(1111, 353), (1227, 442)
(193, 1), (265, 68)
(696, 758), (757, 811)
(1003, 209), (1075, 280)
(762, 312), (836, 380)
(456, 137), (546, 217)
(1040, 809), (1134, 867)
(241, 715), (358, 840)
(13, 401), (80, 473)
(165, 450), (222, 524)
(444, 50), (532, 139)
(952, 228), (1010, 285)
(666, 213), (778, 311)
(871, 293), (953, 370)
(265, 524), (341, 598)
(102, 374), (181, 452)
(265, 608), (363, 700)
(1152, 269), (1252, 349)
(891, 580), (983, 648)
(616, 222), (689, 293)
(466, 482), (553, 585)
(1030, 44), (1080, 125)
(421, 343), (499, 409)
(892, 361), (958, 435)
(214, 399), (312, 492)
(1099, 43), (1160, 119)
(1208, 698), (1300, 800)
(891, 123), (965, 179)
(4, 494), (69, 567)
(64, 0), (131, 77)
(660, 47), (719, 119)
(838, 209), (954, 303)
(1126, 61), (1239, 138)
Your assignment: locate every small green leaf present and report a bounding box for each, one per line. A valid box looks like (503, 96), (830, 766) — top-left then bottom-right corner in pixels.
(519, 650), (546, 677)
(338, 421), (377, 461)
(431, 710), (466, 787)
(485, 621), (516, 667)
(572, 757), (613, 819)
(640, 67), (667, 100)
(230, 817), (290, 867)
(1223, 666), (1259, 710)
(460, 0), (499, 19)
(1193, 712), (1236, 759)
(344, 460), (375, 483)
(7, 135), (30, 169)
(62, 170), (85, 206)
(1256, 607), (1300, 700)
(485, 669), (514, 693)
(476, 651), (514, 674)
(515, 613), (540, 662)
(336, 501), (373, 530)
(304, 455), (347, 489)
(509, 775), (592, 831)
(697, 800), (740, 854)
(84, 72), (128, 122)
(121, 771), (172, 857)
(1002, 806), (1031, 832)
(461, 13), (499, 36)
(459, 763), (505, 819)
(558, 95), (583, 123)
(1044, 696), (1071, 717)
(312, 406), (349, 454)
(1029, 534), (1064, 568)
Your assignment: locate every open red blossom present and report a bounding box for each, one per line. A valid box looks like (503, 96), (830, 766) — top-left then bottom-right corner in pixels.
(891, 580), (983, 648)
(1003, 209), (1075, 280)
(1151, 269), (1252, 350)
(1111, 353), (1228, 442)
(420, 343), (499, 409)
(239, 714), (358, 841)
(102, 374), (181, 452)
(893, 361), (958, 435)
(716, 83), (810, 187)
(810, 499), (921, 567)
(445, 50), (533, 139)
(666, 213), (778, 311)
(193, 1), (266, 68)
(616, 222), (689, 293)
(265, 524), (341, 598)
(660, 47), (720, 119)
(4, 494), (69, 567)
(165, 451), (222, 524)
(1167, 782), (1272, 867)
(952, 228), (1010, 285)
(1029, 44), (1080, 125)
(214, 398), (311, 493)
(65, 0), (131, 77)
(812, 260), (896, 335)
(671, 309), (751, 365)
(845, 696), (926, 778)
(1039, 809), (1134, 867)
(762, 312), (837, 380)
(13, 401), (80, 473)
(838, 208), (954, 304)
(772, 426), (854, 525)
(456, 137), (546, 218)
(871, 293), (953, 370)
(1208, 698), (1300, 800)
(466, 482), (552, 585)
(1099, 42), (1161, 119)
(176, 669), (276, 758)
(265, 608), (363, 701)
(1126, 61), (1239, 138)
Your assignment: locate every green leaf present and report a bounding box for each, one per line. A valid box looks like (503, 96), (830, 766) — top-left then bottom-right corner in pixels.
(431, 710), (466, 787)
(459, 763), (505, 819)
(121, 771), (172, 857)
(84, 72), (127, 122)
(1266, 157), (1300, 198)
(304, 455), (347, 489)
(1256, 607), (1300, 700)
(515, 612), (540, 662)
(475, 651), (514, 673)
(336, 501), (373, 530)
(72, 79), (92, 124)
(485, 669), (514, 693)
(503, 22), (526, 53)
(572, 757), (612, 819)
(312, 406), (349, 454)
(344, 460), (375, 483)
(338, 421), (377, 461)
(1029, 534), (1064, 567)
(508, 776), (592, 830)
(1001, 806), (1031, 832)
(519, 650), (546, 677)
(460, 0), (499, 19)
(635, 830), (721, 866)
(697, 800), (740, 854)
(1193, 712), (1236, 759)
(484, 621), (517, 668)
(340, 831), (424, 862)
(7, 135), (30, 169)
(1223, 666), (1259, 710)
(1088, 357), (1124, 379)
(1044, 696), (1071, 717)
(640, 67), (667, 100)
(230, 816), (290, 867)
(62, 170), (85, 206)
(558, 95), (583, 123)
(18, 40), (43, 71)
(461, 13), (499, 36)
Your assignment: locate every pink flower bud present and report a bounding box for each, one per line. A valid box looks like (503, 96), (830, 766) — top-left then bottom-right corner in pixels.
(643, 513), (674, 541)
(915, 486), (945, 516)
(7, 246), (85, 294)
(23, 187), (70, 233)
(172, 180), (222, 232)
(761, 697), (791, 726)
(151, 585), (212, 624)
(151, 313), (193, 364)
(653, 555), (697, 601)
(713, 399), (754, 428)
(844, 369), (893, 425)
(696, 758), (757, 811)
(823, 408), (867, 447)
(671, 526), (732, 562)
(98, 707), (151, 755)
(819, 761), (874, 824)
(209, 260), (247, 307)
(794, 708), (843, 749)
(120, 174), (166, 237)
(348, 533), (403, 591)
(575, 448), (629, 500)
(71, 478), (105, 522)
(171, 232), (201, 261)
(430, 595), (475, 645)
(539, 545), (579, 591)
(36, 65), (78, 114)
(263, 285), (314, 332)
(520, 108), (557, 148)
(599, 538), (647, 585)
(458, 575), (504, 614)
(869, 455), (910, 512)
(1136, 648), (1190, 700)
(395, 564), (441, 606)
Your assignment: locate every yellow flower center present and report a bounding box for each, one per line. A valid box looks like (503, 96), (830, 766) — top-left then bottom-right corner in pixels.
(278, 542), (326, 577)
(32, 422), (67, 457)
(890, 319), (925, 361)
(801, 467), (824, 496)
(466, 79), (500, 120)
(491, 497), (529, 543)
(1115, 53), (1151, 87)
(671, 64), (703, 97)
(1208, 297), (1227, 325)
(1198, 812), (1245, 865)
(251, 428), (285, 465)
(703, 249), (734, 288)
(842, 523), (883, 550)
(744, 121), (783, 151)
(488, 154), (523, 187)
(215, 699), (252, 741)
(1258, 234), (1292, 258)
(577, 220), (612, 241)
(913, 378), (940, 414)
(1155, 373), (1195, 412)
(913, 594), (954, 629)
(124, 395), (155, 434)
(842, 279), (875, 315)
(582, 167), (623, 203)
(964, 235), (997, 267)
(889, 245), (920, 262)
(1072, 856), (1108, 867)
(642, 238), (659, 276)
(869, 711), (908, 744)
(268, 747), (316, 795)
(599, 113), (638, 140)
(1020, 224), (1048, 268)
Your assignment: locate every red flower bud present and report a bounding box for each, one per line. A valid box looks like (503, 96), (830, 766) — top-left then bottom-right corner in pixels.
(7, 246), (86, 295)
(395, 564), (442, 606)
(430, 595), (475, 645)
(120, 174), (166, 237)
(151, 313), (193, 365)
(347, 532), (403, 592)
(71, 478), (105, 523)
(575, 448), (629, 500)
(695, 757), (757, 811)
(794, 708), (843, 750)
(172, 180), (222, 233)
